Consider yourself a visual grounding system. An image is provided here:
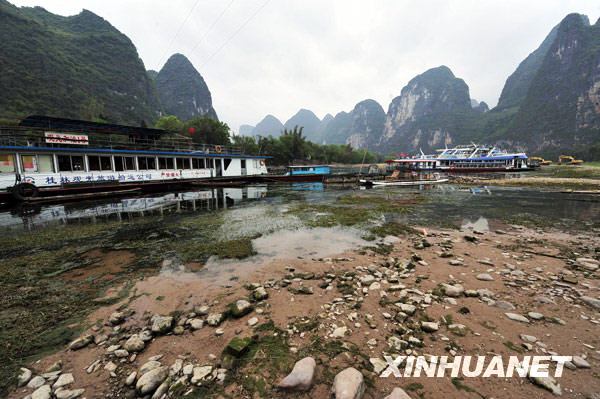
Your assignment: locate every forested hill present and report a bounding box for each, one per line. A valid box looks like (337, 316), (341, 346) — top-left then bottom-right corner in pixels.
(0, 0), (161, 125)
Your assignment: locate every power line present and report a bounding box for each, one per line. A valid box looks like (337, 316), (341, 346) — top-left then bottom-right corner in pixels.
(200, 0), (271, 68)
(158, 0), (201, 69)
(189, 0), (236, 55)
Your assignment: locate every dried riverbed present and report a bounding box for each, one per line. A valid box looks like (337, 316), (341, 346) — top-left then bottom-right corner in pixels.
(1, 183), (599, 398)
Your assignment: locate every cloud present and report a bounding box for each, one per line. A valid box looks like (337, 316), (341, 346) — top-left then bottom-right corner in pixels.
(9, 0), (600, 132)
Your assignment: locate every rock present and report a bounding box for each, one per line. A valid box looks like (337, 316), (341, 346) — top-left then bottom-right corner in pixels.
(225, 337), (253, 357)
(476, 273), (494, 281)
(136, 366), (168, 395)
(534, 297), (555, 305)
(449, 259), (464, 266)
(368, 282), (381, 291)
(125, 371), (137, 386)
(369, 358), (388, 374)
(520, 334), (537, 343)
(69, 334), (93, 350)
(139, 360), (162, 374)
(397, 303), (416, 315)
(562, 275), (578, 285)
(477, 288), (495, 298)
(247, 317), (259, 326)
(195, 305), (210, 315)
(151, 316), (174, 334)
(492, 300), (516, 310)
(18, 367), (32, 387)
(139, 329), (153, 342)
(420, 322), (439, 333)
(31, 385), (52, 399)
(27, 376), (46, 389)
(190, 319), (204, 330)
(528, 312), (544, 320)
(384, 388), (413, 399)
(229, 299), (253, 318)
(360, 275), (375, 285)
(109, 311), (126, 325)
(182, 364), (194, 375)
(331, 367), (364, 399)
(151, 376), (171, 399)
(581, 296), (600, 310)
(572, 356), (591, 368)
(104, 361), (117, 372)
(41, 370), (60, 381)
(55, 389), (85, 399)
(388, 336), (408, 351)
(443, 284), (464, 297)
(505, 313), (529, 323)
(215, 328), (225, 336)
(191, 366), (213, 385)
(173, 325), (185, 335)
(115, 349), (129, 357)
(252, 286), (269, 301)
(46, 360), (63, 373)
(207, 313), (224, 326)
(331, 326), (348, 338)
(169, 359), (183, 376)
(53, 373), (74, 389)
(278, 357), (316, 391)
(529, 373), (561, 395)
(124, 334), (145, 352)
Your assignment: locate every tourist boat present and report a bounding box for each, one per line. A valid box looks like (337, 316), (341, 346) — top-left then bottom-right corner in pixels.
(359, 178), (448, 187)
(388, 144), (531, 172)
(0, 116), (270, 202)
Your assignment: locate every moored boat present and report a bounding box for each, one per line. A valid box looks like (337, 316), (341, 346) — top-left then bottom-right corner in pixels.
(0, 115), (270, 202)
(388, 144), (532, 172)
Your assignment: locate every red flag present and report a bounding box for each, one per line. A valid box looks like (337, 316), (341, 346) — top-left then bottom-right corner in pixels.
(400, 153), (405, 158)
(189, 127), (195, 134)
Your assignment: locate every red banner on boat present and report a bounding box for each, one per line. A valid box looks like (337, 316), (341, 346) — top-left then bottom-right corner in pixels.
(45, 132), (88, 145)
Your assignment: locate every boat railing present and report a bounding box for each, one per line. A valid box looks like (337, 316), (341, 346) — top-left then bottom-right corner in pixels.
(0, 129), (244, 156)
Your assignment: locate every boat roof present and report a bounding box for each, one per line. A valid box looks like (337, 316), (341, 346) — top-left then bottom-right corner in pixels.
(0, 145), (271, 159)
(20, 115), (167, 137)
(288, 165), (329, 168)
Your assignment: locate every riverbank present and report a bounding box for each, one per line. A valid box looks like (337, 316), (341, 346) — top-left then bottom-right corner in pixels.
(8, 222), (600, 399)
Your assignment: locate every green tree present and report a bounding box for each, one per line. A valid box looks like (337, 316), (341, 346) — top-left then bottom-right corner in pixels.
(155, 115), (182, 131)
(183, 116), (231, 145)
(232, 135), (259, 155)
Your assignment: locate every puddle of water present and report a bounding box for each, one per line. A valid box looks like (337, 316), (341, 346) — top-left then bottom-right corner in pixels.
(461, 217), (490, 232)
(159, 226), (371, 284)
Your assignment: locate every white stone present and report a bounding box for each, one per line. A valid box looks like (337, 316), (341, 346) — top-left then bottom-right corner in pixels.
(27, 376), (45, 389)
(331, 367), (364, 399)
(248, 317), (259, 326)
(53, 373), (74, 389)
(191, 366), (213, 385)
(31, 385), (51, 399)
(384, 387), (413, 399)
(277, 357), (316, 391)
(136, 366), (168, 395)
(505, 313), (529, 323)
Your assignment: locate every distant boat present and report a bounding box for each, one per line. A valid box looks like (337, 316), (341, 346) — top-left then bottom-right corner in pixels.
(263, 165), (331, 183)
(388, 144), (532, 172)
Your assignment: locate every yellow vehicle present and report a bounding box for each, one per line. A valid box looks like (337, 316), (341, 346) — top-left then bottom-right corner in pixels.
(558, 155), (583, 165)
(530, 157), (552, 166)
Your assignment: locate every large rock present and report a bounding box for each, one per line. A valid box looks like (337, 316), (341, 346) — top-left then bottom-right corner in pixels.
(207, 313), (224, 326)
(581, 296), (600, 310)
(278, 357), (316, 391)
(420, 321), (439, 333)
(139, 360), (162, 374)
(55, 389), (85, 399)
(124, 334), (145, 352)
(53, 373), (74, 389)
(69, 334), (93, 350)
(443, 284), (464, 297)
(136, 366), (168, 395)
(27, 376), (45, 389)
(31, 385), (52, 399)
(529, 374), (561, 395)
(228, 299), (253, 318)
(108, 311), (126, 325)
(331, 367), (364, 399)
(224, 337), (253, 357)
(151, 316), (174, 334)
(384, 388), (413, 399)
(191, 366), (213, 385)
(505, 313), (530, 323)
(252, 286), (269, 301)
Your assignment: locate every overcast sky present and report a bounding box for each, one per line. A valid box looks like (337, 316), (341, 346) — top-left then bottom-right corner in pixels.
(10, 0), (600, 133)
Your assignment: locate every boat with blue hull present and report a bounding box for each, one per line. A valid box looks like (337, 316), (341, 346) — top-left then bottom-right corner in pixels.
(388, 144), (531, 173)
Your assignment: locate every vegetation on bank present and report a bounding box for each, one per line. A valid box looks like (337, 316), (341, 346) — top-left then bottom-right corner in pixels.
(155, 115), (384, 165)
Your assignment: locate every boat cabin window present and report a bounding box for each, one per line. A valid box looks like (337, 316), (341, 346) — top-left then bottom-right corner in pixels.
(20, 154), (54, 173)
(0, 154), (15, 173)
(192, 158), (205, 169)
(57, 155), (84, 172)
(114, 156), (136, 171)
(158, 157), (174, 169)
(176, 158), (191, 169)
(88, 155), (112, 171)
(224, 159), (232, 170)
(241, 160), (246, 169)
(138, 156), (156, 170)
